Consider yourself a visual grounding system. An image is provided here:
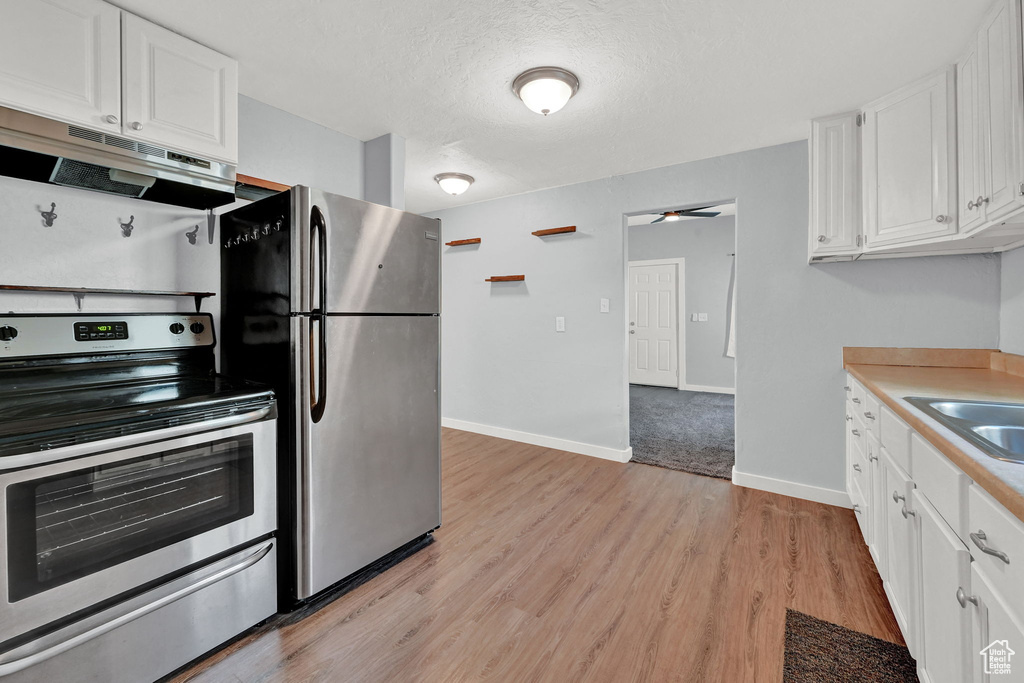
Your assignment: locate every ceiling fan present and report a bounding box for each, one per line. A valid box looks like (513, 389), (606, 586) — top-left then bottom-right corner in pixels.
(651, 206), (721, 223)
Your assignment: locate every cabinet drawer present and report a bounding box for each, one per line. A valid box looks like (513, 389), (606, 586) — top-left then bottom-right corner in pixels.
(850, 380), (867, 410)
(912, 433), (971, 541)
(862, 391), (881, 437)
(968, 485), (1024, 624)
(880, 405), (911, 475)
(849, 415), (866, 454)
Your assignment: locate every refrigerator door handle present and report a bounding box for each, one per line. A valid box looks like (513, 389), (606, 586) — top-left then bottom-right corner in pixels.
(309, 206), (328, 423)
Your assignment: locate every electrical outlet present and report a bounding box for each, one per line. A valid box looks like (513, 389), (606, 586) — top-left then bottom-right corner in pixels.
(600, 298), (610, 313)
(555, 316), (565, 332)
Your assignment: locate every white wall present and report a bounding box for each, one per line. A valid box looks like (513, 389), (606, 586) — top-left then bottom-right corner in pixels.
(628, 215), (736, 390)
(429, 140), (1001, 494)
(1001, 247), (1024, 354)
(0, 96), (364, 322)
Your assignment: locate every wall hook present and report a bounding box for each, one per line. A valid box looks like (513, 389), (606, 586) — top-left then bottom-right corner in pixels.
(185, 225), (199, 245)
(120, 215), (134, 238)
(39, 202), (57, 227)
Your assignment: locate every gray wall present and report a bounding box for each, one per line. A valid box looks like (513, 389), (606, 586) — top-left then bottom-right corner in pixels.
(628, 215), (736, 390)
(0, 97), (364, 323)
(429, 140), (1001, 493)
(1001, 247), (1024, 354)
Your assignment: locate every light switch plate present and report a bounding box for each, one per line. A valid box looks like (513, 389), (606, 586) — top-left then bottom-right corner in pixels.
(600, 298), (610, 313)
(555, 316), (565, 332)
(698, 313), (708, 322)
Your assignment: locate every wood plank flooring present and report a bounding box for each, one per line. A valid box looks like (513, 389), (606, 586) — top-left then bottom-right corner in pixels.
(173, 428), (901, 683)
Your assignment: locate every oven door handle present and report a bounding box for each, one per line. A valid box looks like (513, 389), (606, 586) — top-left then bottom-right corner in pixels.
(0, 540), (274, 677)
(0, 404), (274, 472)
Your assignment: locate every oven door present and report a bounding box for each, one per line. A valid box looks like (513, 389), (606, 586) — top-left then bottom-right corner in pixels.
(0, 410), (276, 647)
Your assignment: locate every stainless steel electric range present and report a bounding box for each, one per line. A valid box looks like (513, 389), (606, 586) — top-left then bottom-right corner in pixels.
(0, 313), (278, 683)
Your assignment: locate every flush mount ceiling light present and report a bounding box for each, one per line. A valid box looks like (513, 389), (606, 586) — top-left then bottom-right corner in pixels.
(434, 172), (474, 196)
(512, 67), (580, 116)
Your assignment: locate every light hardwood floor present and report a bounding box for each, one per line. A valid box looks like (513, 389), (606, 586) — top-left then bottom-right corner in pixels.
(173, 428), (901, 682)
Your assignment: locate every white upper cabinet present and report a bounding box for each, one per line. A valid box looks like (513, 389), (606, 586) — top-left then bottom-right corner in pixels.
(962, 0), (1024, 231)
(122, 14), (238, 163)
(862, 67), (958, 249)
(809, 112), (862, 259)
(0, 0), (121, 133)
(958, 38), (987, 234)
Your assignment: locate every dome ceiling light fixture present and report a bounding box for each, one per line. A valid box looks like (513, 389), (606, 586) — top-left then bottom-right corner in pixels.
(512, 67), (580, 116)
(434, 172), (475, 196)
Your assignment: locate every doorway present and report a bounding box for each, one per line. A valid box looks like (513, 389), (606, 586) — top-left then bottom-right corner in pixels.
(624, 202), (736, 480)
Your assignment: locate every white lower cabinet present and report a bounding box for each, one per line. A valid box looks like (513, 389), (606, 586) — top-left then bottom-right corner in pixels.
(969, 564), (1024, 681)
(914, 488), (973, 683)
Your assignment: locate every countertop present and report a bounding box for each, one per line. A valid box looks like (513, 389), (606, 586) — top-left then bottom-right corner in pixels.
(846, 358), (1024, 525)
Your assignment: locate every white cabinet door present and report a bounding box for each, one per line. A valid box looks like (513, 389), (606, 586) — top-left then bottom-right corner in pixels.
(867, 433), (885, 570)
(915, 489), (973, 683)
(970, 564), (1024, 681)
(0, 0), (120, 132)
(863, 67), (958, 248)
(978, 0), (1024, 226)
(809, 112), (862, 258)
(958, 37), (988, 234)
(882, 449), (917, 656)
(121, 13), (238, 162)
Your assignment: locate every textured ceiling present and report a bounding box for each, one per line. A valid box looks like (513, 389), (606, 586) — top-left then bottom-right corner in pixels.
(114, 0), (990, 213)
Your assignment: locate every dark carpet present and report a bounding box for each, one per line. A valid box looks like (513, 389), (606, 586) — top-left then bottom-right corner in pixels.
(628, 385), (734, 479)
(783, 610), (917, 682)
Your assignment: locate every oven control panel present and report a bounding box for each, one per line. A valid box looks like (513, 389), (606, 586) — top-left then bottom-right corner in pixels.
(0, 314), (215, 358)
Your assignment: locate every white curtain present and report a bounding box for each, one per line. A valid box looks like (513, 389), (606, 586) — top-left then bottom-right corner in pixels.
(725, 255), (736, 358)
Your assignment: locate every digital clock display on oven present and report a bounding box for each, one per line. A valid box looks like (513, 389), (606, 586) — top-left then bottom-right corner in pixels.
(75, 321), (129, 342)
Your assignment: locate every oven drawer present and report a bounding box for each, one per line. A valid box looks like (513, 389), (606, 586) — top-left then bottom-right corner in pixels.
(0, 413), (276, 647)
(0, 539), (276, 682)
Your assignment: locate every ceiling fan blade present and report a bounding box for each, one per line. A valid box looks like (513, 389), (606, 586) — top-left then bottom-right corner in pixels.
(650, 216), (666, 223)
(680, 211), (720, 218)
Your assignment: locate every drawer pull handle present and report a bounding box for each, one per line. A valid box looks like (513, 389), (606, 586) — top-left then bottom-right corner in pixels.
(956, 586), (979, 608)
(844, 386), (851, 392)
(853, 504), (861, 514)
(892, 491), (905, 504)
(868, 453), (878, 462)
(846, 415), (853, 422)
(852, 398), (861, 404)
(970, 530), (1010, 564)
(901, 504), (916, 519)
(851, 429), (861, 436)
(864, 411), (875, 420)
(853, 464), (861, 472)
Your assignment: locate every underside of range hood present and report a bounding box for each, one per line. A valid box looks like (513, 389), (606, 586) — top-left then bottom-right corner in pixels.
(0, 106), (236, 210)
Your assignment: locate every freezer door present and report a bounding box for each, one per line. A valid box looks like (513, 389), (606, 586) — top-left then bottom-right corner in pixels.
(293, 187), (440, 315)
(293, 315), (440, 599)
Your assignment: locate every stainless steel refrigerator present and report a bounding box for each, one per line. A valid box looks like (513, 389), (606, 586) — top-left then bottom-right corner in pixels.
(220, 186), (441, 605)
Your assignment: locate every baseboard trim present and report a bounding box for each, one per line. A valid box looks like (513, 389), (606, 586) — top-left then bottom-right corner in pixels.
(441, 418), (632, 463)
(680, 384), (735, 395)
(731, 467), (851, 508)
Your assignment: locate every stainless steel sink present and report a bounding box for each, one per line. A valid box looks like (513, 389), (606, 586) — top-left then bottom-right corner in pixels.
(905, 397), (1024, 463)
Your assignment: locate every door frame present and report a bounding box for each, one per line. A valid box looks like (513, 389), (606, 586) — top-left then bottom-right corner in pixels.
(627, 258), (686, 389)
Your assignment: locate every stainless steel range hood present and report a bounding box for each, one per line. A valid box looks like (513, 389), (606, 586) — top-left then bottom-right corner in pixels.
(0, 105), (235, 209)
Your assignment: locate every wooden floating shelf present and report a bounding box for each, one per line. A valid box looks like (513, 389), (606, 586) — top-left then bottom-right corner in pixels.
(485, 275), (525, 282)
(532, 225), (576, 237)
(445, 238), (482, 246)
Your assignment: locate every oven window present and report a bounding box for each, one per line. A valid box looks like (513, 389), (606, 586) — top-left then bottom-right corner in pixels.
(7, 435), (254, 602)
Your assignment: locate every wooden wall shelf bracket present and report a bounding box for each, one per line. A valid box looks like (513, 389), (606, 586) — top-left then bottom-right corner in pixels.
(485, 275), (525, 282)
(532, 226), (576, 237)
(0, 285), (216, 312)
(445, 238), (482, 246)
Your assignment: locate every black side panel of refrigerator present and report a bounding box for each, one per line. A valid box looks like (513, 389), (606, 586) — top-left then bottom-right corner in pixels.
(220, 189), (297, 606)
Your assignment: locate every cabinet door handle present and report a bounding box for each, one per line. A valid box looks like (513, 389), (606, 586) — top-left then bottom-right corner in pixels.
(104, 114), (119, 125)
(853, 504), (861, 514)
(844, 386), (851, 392)
(970, 530), (1010, 564)
(817, 234), (827, 242)
(868, 453), (878, 462)
(130, 121), (143, 131)
(853, 464), (861, 472)
(852, 397), (861, 404)
(956, 587), (979, 608)
(864, 411), (875, 420)
(901, 504), (916, 519)
(935, 215), (948, 223)
(851, 429), (861, 436)
(846, 415), (853, 422)
(892, 491), (905, 503)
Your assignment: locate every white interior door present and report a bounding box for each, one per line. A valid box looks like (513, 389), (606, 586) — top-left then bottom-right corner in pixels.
(628, 262), (680, 388)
